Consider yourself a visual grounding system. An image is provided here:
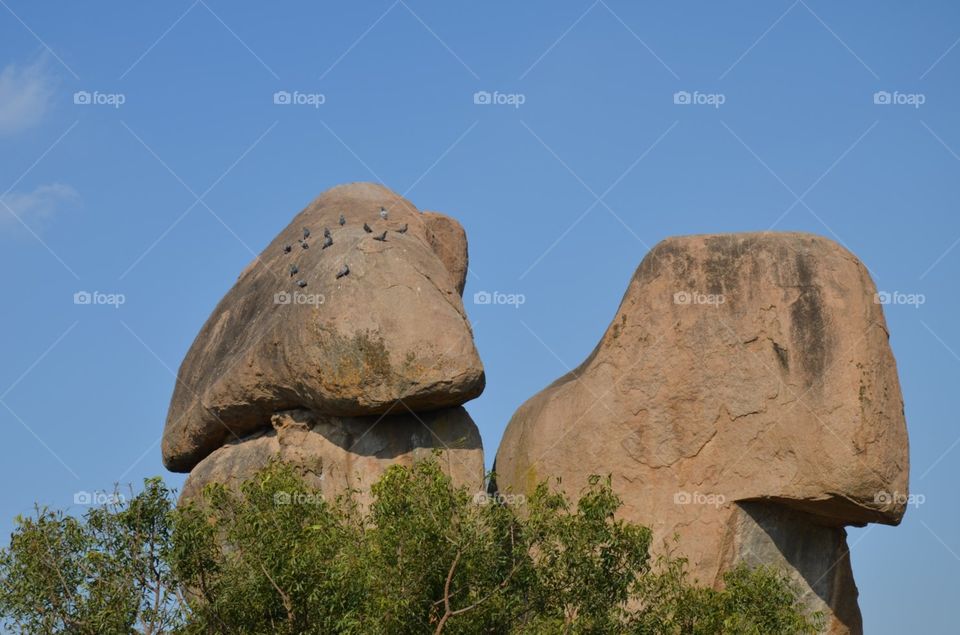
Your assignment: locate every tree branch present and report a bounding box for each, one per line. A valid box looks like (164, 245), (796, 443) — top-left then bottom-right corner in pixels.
(259, 561), (295, 627)
(434, 549), (462, 634)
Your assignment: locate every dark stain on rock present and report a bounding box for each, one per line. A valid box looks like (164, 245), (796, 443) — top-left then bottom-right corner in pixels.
(610, 313), (628, 340)
(703, 235), (751, 298)
(772, 341), (789, 371)
(327, 330), (394, 386)
(636, 240), (695, 287)
(789, 255), (830, 385)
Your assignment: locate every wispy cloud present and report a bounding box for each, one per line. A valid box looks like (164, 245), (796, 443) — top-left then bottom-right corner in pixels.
(1, 183), (80, 230)
(0, 59), (57, 136)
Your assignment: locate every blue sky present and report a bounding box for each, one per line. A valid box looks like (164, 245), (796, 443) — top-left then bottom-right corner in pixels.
(1, 1), (958, 631)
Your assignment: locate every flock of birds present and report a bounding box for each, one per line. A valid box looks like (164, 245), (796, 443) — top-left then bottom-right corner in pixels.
(281, 206), (410, 289)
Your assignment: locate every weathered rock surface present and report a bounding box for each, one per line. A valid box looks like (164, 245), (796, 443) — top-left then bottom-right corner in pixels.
(494, 232), (909, 635)
(180, 406), (484, 505)
(162, 183), (485, 472)
(421, 211), (469, 295)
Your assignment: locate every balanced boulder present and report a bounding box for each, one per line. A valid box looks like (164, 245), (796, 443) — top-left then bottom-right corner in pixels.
(162, 183), (485, 490)
(494, 232), (908, 634)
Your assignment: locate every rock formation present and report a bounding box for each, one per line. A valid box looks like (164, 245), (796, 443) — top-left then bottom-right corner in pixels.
(179, 407), (483, 507)
(163, 182), (485, 500)
(494, 232), (909, 635)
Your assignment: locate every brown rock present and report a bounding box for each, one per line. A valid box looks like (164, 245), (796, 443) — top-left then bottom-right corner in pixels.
(162, 183), (485, 472)
(180, 406), (484, 506)
(422, 211), (469, 295)
(494, 232), (909, 635)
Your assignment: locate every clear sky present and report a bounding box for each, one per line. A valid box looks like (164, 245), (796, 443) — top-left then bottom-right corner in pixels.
(1, 1), (957, 631)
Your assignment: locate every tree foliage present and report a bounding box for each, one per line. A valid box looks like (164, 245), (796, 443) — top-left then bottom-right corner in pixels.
(0, 460), (822, 634)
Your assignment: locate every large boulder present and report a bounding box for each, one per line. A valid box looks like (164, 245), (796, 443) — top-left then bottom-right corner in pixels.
(494, 232), (909, 634)
(162, 183), (485, 472)
(180, 406), (484, 505)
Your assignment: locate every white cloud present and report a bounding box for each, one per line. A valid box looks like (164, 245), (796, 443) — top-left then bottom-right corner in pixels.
(0, 59), (56, 136)
(1, 183), (80, 230)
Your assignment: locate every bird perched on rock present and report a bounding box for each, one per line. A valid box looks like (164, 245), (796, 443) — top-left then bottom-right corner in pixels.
(283, 244), (292, 253)
(379, 206), (388, 220)
(338, 214), (346, 226)
(363, 222), (373, 233)
(323, 227), (331, 238)
(303, 228), (310, 240)
(372, 230), (387, 242)
(322, 235), (333, 249)
(301, 241), (309, 249)
(336, 264), (350, 279)
(289, 264), (298, 277)
(396, 223), (408, 234)
(296, 279), (307, 288)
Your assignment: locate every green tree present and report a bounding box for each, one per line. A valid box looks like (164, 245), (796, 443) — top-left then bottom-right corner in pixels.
(0, 459), (822, 634)
(630, 544), (824, 634)
(0, 478), (181, 634)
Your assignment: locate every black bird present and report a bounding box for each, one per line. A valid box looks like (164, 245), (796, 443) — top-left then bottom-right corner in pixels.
(303, 228), (311, 240)
(396, 223), (408, 234)
(289, 264), (299, 277)
(323, 227), (331, 238)
(363, 222), (373, 233)
(301, 241), (309, 249)
(296, 279), (307, 288)
(372, 230), (387, 242)
(336, 264), (350, 279)
(379, 206), (388, 220)
(338, 213), (346, 226)
(322, 235), (333, 249)
(283, 244), (292, 253)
